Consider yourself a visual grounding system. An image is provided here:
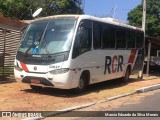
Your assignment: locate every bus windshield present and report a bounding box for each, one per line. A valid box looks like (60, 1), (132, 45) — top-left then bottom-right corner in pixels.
(18, 17), (77, 55)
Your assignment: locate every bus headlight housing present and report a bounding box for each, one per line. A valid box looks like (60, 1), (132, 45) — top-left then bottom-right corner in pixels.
(14, 65), (23, 72)
(49, 68), (69, 75)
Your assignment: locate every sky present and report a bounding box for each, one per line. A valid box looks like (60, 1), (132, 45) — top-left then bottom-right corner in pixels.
(84, 0), (142, 22)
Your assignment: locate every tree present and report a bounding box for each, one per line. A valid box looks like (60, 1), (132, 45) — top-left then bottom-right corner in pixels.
(41, 0), (83, 16)
(0, 0), (36, 20)
(0, 0), (83, 20)
(128, 0), (160, 37)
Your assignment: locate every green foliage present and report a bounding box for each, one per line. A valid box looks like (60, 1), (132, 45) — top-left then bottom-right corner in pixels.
(40, 0), (83, 16)
(0, 0), (83, 20)
(128, 0), (160, 37)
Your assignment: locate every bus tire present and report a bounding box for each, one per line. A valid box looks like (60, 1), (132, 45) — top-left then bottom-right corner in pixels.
(74, 73), (88, 93)
(30, 85), (42, 91)
(122, 67), (130, 83)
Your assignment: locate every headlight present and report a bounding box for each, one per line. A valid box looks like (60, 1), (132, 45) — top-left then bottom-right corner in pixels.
(49, 68), (69, 75)
(14, 65), (23, 72)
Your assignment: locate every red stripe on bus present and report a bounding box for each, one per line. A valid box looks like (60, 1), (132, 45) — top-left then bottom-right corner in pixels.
(128, 50), (137, 64)
(20, 62), (29, 72)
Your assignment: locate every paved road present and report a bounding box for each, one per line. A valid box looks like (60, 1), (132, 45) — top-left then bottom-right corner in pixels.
(77, 90), (160, 120)
(45, 90), (160, 120)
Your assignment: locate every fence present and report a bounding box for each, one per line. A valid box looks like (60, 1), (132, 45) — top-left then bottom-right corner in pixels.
(0, 27), (21, 81)
(151, 56), (160, 65)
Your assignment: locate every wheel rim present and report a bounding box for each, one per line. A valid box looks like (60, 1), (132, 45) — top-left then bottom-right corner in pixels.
(79, 79), (85, 90)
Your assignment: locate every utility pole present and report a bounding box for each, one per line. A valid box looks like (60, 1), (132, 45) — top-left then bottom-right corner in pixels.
(142, 0), (150, 76)
(139, 0), (147, 78)
(142, 0), (151, 77)
(142, 0), (146, 33)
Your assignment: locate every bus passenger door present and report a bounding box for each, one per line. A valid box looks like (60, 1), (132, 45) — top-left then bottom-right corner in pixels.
(72, 20), (94, 83)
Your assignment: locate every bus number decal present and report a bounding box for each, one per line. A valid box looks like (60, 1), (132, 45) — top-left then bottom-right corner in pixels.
(104, 55), (123, 74)
(49, 65), (60, 69)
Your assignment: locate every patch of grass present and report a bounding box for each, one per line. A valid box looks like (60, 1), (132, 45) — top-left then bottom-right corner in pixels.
(0, 66), (14, 76)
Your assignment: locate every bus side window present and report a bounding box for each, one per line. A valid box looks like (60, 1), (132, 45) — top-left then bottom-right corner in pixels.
(127, 30), (135, 48)
(93, 22), (101, 49)
(136, 32), (144, 48)
(79, 27), (92, 53)
(102, 24), (115, 48)
(116, 28), (126, 48)
(79, 20), (92, 54)
(72, 20), (92, 59)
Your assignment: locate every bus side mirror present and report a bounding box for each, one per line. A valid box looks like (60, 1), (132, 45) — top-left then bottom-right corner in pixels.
(79, 21), (85, 28)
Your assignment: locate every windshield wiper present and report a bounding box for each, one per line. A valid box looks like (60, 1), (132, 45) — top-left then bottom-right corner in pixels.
(24, 32), (43, 56)
(24, 20), (51, 56)
(24, 44), (35, 56)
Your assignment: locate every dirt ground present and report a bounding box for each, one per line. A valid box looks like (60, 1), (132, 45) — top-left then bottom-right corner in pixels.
(0, 75), (160, 112)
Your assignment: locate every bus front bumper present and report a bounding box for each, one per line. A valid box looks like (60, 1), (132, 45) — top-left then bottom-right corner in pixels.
(14, 69), (74, 89)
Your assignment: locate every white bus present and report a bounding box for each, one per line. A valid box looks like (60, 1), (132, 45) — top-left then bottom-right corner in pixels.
(14, 15), (144, 93)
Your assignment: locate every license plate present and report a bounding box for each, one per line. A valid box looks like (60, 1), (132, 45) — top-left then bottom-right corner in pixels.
(30, 79), (41, 84)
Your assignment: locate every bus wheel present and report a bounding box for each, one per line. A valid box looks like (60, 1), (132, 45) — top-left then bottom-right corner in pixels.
(74, 74), (87, 93)
(122, 67), (130, 83)
(30, 85), (42, 91)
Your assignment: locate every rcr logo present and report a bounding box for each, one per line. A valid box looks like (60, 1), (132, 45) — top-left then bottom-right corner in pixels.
(104, 55), (123, 74)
